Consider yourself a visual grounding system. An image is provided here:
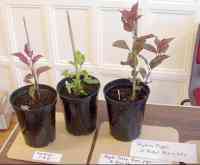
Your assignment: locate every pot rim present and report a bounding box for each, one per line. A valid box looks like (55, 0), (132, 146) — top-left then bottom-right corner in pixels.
(103, 78), (150, 105)
(10, 84), (57, 111)
(56, 76), (100, 101)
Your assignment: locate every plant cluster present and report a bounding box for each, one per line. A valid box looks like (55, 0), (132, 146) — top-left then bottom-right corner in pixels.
(62, 51), (99, 96)
(113, 2), (174, 100)
(13, 43), (50, 101)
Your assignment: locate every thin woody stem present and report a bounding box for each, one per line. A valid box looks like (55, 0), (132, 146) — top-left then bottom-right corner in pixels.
(23, 17), (40, 100)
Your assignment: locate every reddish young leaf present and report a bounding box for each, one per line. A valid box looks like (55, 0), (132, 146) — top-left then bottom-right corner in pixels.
(143, 43), (157, 53)
(158, 37), (174, 53)
(24, 73), (33, 83)
(120, 2), (141, 32)
(13, 52), (29, 66)
(32, 55), (43, 64)
(36, 66), (50, 77)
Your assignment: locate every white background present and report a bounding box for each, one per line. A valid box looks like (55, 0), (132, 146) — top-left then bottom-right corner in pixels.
(0, 0), (199, 105)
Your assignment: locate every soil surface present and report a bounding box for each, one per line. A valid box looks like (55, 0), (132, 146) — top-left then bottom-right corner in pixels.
(14, 88), (56, 110)
(60, 79), (100, 98)
(107, 85), (147, 102)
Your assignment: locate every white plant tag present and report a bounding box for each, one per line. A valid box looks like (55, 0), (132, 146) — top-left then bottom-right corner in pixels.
(130, 139), (198, 164)
(98, 153), (172, 164)
(32, 151), (62, 163)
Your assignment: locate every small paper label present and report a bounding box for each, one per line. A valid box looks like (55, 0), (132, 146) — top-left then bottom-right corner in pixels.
(32, 151), (62, 163)
(130, 139), (198, 164)
(98, 153), (172, 164)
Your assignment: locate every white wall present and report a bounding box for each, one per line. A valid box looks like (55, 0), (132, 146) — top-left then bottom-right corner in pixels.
(0, 0), (198, 105)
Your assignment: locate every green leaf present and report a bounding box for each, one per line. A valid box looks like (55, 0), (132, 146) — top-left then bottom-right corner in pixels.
(80, 70), (89, 78)
(80, 90), (88, 96)
(84, 77), (99, 84)
(112, 40), (130, 50)
(69, 61), (75, 66)
(149, 55), (169, 69)
(74, 51), (85, 66)
(139, 67), (147, 79)
(62, 70), (74, 78)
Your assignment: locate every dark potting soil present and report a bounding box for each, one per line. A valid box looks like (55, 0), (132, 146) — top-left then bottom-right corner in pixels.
(14, 88), (56, 110)
(108, 86), (146, 102)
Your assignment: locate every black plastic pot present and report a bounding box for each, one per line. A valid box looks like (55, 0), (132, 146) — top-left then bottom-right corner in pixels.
(10, 84), (57, 148)
(104, 79), (150, 141)
(57, 77), (100, 136)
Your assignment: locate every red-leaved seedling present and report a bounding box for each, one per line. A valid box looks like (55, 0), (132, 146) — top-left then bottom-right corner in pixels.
(113, 2), (174, 100)
(13, 44), (50, 100)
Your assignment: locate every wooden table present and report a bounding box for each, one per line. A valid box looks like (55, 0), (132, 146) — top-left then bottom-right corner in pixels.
(0, 101), (200, 164)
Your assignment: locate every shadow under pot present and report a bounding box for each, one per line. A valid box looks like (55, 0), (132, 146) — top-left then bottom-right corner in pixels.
(10, 84), (57, 148)
(57, 77), (100, 136)
(104, 79), (150, 141)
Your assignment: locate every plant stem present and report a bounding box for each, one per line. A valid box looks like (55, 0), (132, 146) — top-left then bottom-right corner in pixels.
(131, 69), (136, 100)
(23, 17), (40, 100)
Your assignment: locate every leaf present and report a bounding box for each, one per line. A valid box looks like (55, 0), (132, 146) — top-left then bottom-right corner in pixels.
(13, 52), (29, 66)
(143, 43), (157, 53)
(113, 40), (130, 50)
(138, 34), (154, 40)
(158, 37), (174, 53)
(149, 55), (169, 69)
(74, 51), (85, 66)
(127, 53), (138, 67)
(62, 70), (73, 78)
(36, 66), (50, 77)
(32, 55), (43, 64)
(24, 73), (33, 83)
(139, 67), (147, 79)
(132, 39), (145, 54)
(84, 77), (99, 85)
(131, 2), (139, 14)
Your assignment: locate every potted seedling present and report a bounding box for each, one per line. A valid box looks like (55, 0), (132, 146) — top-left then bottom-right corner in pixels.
(57, 11), (100, 135)
(104, 2), (174, 141)
(10, 17), (57, 147)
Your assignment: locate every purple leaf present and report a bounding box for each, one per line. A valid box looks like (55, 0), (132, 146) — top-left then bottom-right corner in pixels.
(120, 2), (141, 32)
(24, 73), (33, 83)
(157, 37), (174, 53)
(32, 55), (43, 64)
(144, 43), (157, 53)
(36, 66), (50, 77)
(13, 52), (29, 66)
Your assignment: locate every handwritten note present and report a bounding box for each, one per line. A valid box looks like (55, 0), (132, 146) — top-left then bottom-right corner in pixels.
(130, 139), (197, 164)
(98, 153), (172, 164)
(32, 151), (62, 163)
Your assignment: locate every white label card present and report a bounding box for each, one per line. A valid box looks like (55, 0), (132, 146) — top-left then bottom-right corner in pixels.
(130, 139), (198, 164)
(32, 151), (62, 163)
(98, 153), (172, 164)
